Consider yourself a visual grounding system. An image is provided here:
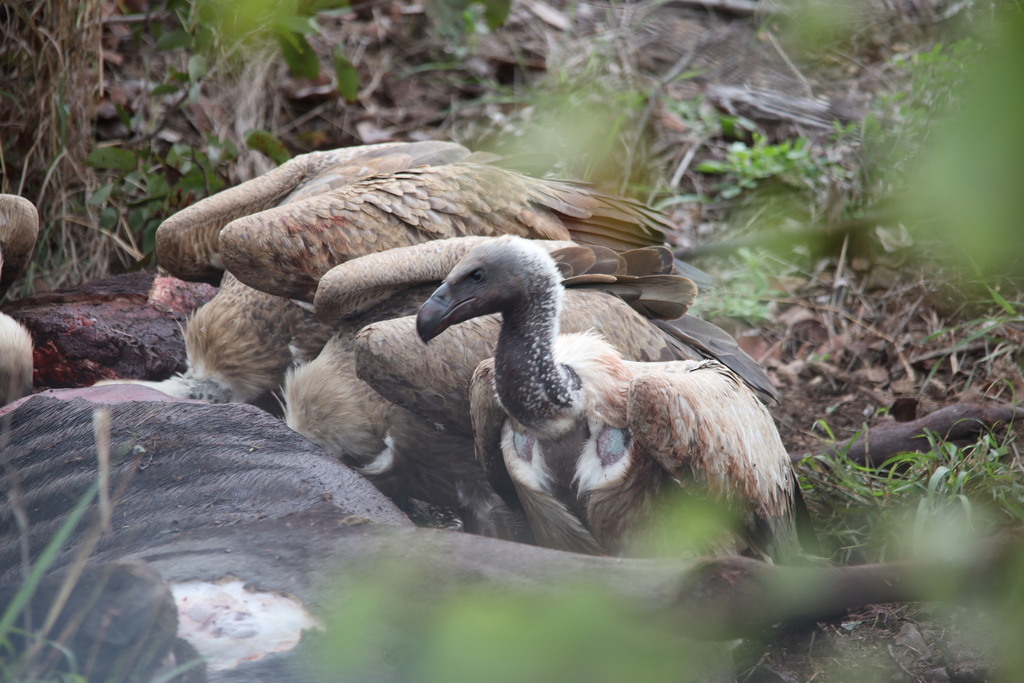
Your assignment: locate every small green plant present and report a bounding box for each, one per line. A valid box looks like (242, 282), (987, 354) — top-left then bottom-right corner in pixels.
(697, 134), (828, 200)
(427, 0), (512, 46)
(687, 248), (776, 324)
(86, 135), (241, 265)
(798, 420), (1022, 565)
(918, 285), (1024, 392)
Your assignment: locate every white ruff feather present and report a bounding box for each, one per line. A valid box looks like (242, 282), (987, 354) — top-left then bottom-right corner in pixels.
(501, 422), (553, 493)
(357, 434), (395, 475)
(573, 423), (633, 494)
(553, 331), (631, 426)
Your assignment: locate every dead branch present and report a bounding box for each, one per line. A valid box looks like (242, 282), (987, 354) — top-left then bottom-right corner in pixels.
(706, 84), (858, 130)
(663, 0), (762, 17)
(791, 402), (1020, 466)
(667, 534), (1014, 639)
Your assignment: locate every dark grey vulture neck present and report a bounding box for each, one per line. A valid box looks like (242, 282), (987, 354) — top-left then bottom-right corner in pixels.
(492, 263), (582, 430)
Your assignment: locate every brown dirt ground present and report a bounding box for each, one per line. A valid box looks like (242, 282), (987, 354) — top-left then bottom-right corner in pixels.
(84, 0), (1024, 679)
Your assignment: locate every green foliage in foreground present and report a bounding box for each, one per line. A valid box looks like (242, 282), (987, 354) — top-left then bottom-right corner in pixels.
(686, 247), (777, 324)
(697, 134), (834, 201)
(800, 422), (1022, 566)
(317, 566), (726, 683)
(0, 480), (99, 681)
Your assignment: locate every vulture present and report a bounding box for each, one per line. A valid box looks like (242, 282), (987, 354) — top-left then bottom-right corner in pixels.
(139, 140), (700, 408)
(0, 194), (37, 405)
(154, 141), (687, 301)
(286, 236), (776, 543)
(415, 236), (797, 561)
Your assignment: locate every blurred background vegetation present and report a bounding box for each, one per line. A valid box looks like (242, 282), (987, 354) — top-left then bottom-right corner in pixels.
(2, 0), (1024, 680)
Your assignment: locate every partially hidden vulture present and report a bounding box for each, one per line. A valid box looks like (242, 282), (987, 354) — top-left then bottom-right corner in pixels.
(415, 236), (798, 561)
(0, 194), (38, 405)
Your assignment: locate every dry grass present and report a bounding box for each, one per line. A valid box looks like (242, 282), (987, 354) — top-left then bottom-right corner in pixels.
(0, 0), (116, 291)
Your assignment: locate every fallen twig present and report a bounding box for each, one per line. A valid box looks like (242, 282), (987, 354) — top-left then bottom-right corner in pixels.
(790, 402), (1020, 466)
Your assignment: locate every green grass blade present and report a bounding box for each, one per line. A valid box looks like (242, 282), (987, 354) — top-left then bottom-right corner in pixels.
(0, 480), (100, 638)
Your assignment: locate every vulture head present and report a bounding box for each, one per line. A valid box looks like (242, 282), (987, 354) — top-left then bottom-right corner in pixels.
(417, 236), (563, 343)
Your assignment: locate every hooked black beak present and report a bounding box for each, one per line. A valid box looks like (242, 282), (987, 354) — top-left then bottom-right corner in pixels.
(417, 282), (464, 343)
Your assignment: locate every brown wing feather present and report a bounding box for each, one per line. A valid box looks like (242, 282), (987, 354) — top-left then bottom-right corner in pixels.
(653, 315), (779, 403)
(157, 141), (471, 282)
(469, 360), (524, 515)
(549, 245), (599, 278)
(584, 275), (696, 320)
(620, 246), (674, 276)
(355, 310), (500, 435)
(220, 163), (672, 300)
(314, 236), (497, 318)
(626, 361), (797, 561)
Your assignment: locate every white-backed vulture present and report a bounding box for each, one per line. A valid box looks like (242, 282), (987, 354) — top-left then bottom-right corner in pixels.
(0, 194), (38, 405)
(286, 237), (699, 539)
(142, 140), (701, 408)
(156, 141), (681, 301)
(415, 236), (797, 560)
(286, 237), (773, 542)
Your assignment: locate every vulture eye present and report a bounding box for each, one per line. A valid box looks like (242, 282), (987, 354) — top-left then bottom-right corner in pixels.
(468, 268), (485, 283)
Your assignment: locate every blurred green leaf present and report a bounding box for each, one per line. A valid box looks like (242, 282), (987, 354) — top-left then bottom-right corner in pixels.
(88, 182), (114, 206)
(277, 14), (320, 35)
(984, 285), (1018, 316)
(913, 11), (1024, 279)
(187, 54), (208, 83)
(146, 173), (172, 201)
(695, 159), (727, 174)
(246, 129), (291, 164)
(278, 32), (320, 79)
(85, 147), (138, 171)
(98, 206), (119, 232)
(155, 29), (193, 52)
(151, 83), (179, 96)
(333, 47), (360, 102)
(479, 0), (510, 29)
(319, 563), (725, 683)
